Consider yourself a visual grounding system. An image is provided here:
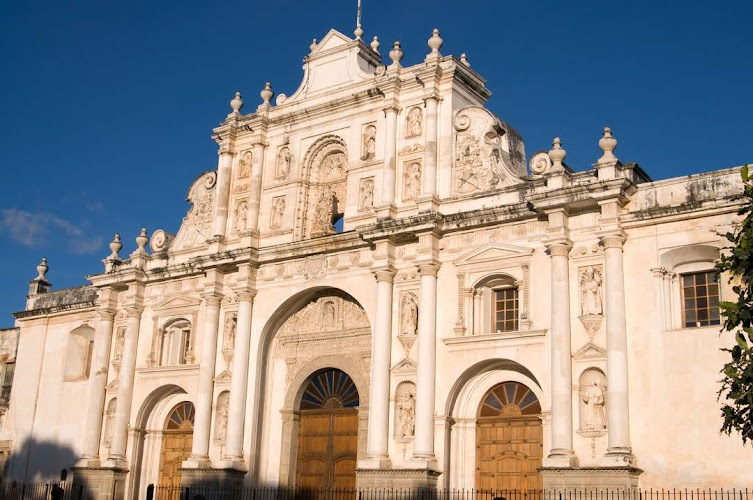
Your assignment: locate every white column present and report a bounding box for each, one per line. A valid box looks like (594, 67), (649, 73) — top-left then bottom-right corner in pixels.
(80, 310), (115, 463)
(601, 233), (633, 462)
(413, 263), (439, 461)
(418, 96), (439, 210)
(365, 269), (395, 465)
(378, 107), (398, 217)
(212, 150), (234, 238)
(108, 308), (142, 463)
(187, 294), (222, 464)
(223, 291), (254, 461)
(545, 241), (576, 466)
(246, 142), (265, 234)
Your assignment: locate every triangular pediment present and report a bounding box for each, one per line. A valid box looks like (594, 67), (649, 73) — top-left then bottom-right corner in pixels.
(311, 29), (353, 55)
(391, 358), (417, 375)
(454, 242), (533, 267)
(153, 294), (202, 312)
(214, 369), (232, 384)
(573, 342), (607, 360)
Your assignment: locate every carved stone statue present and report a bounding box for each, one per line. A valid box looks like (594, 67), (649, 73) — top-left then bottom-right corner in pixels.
(407, 107), (422, 137)
(322, 301), (336, 325)
(215, 393), (229, 442)
(361, 125), (376, 160)
(238, 152), (252, 178)
(404, 162), (422, 200)
(222, 313), (236, 351)
(398, 392), (416, 438)
(312, 192), (334, 235)
(359, 178), (375, 212)
(276, 147), (291, 180)
(234, 201), (248, 233)
(400, 293), (418, 337)
(270, 197), (286, 229)
(113, 327), (125, 362)
(580, 266), (603, 316)
(583, 381), (606, 430)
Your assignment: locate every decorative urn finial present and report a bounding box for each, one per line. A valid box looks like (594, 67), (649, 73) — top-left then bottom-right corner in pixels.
(230, 91), (243, 115)
(427, 28), (443, 55)
(371, 36), (380, 54)
(36, 257), (49, 281)
(108, 233), (122, 260)
(389, 41), (404, 66)
(549, 137), (567, 170)
(310, 38), (318, 52)
(354, 25), (364, 40)
(460, 53), (470, 67)
(597, 126), (618, 163)
(136, 227), (149, 252)
(260, 82), (274, 105)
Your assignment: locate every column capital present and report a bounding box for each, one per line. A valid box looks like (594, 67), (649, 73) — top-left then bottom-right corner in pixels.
(125, 308), (143, 319)
(373, 269), (396, 283)
(236, 290), (256, 302)
(545, 239), (573, 257)
(418, 262), (441, 277)
(382, 105), (400, 116)
(202, 294), (223, 307)
(96, 310), (116, 322)
(599, 230), (627, 249)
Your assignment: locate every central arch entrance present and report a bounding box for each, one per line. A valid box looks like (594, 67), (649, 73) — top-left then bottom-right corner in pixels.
(295, 368), (359, 489)
(476, 381), (542, 492)
(158, 401), (195, 486)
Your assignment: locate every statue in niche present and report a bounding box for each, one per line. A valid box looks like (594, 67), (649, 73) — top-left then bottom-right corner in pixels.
(320, 152), (346, 180)
(222, 313), (236, 351)
(276, 147), (291, 180)
(215, 393), (229, 442)
(238, 152), (252, 178)
(361, 125), (376, 160)
(322, 301), (336, 326)
(404, 162), (422, 200)
(359, 178), (374, 212)
(113, 326), (125, 362)
(582, 381), (606, 430)
(270, 197), (285, 229)
(580, 266), (603, 316)
(400, 293), (419, 337)
(406, 107), (422, 137)
(398, 392), (416, 438)
(234, 201), (248, 233)
(312, 191), (334, 234)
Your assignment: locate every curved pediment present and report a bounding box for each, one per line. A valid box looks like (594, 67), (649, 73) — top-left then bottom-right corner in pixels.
(168, 171), (217, 252)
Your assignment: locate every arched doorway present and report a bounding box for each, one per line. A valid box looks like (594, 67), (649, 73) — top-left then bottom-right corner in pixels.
(476, 381), (542, 492)
(295, 368), (359, 489)
(158, 401), (195, 486)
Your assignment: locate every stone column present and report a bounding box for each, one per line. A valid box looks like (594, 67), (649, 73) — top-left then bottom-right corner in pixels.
(223, 291), (254, 462)
(418, 97), (439, 212)
(212, 150), (234, 239)
(80, 310), (116, 464)
(364, 269), (395, 466)
(107, 308), (142, 464)
(601, 232), (633, 464)
(377, 107), (398, 219)
(187, 294), (222, 465)
(545, 241), (576, 466)
(413, 263), (439, 461)
(246, 142), (266, 234)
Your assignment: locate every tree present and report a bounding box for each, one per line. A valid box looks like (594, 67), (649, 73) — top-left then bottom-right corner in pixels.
(716, 164), (753, 444)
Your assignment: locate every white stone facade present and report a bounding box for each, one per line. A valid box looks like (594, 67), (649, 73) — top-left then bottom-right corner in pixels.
(3, 27), (751, 497)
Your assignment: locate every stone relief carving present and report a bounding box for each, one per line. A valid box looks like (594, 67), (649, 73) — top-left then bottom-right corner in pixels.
(395, 381), (416, 440)
(579, 265), (604, 339)
(579, 368), (607, 434)
(222, 312), (237, 352)
(311, 191), (336, 236)
(234, 200), (248, 233)
(270, 196), (286, 229)
(398, 292), (419, 356)
(361, 124), (376, 161)
(149, 229), (174, 254)
(403, 161), (422, 201)
(276, 147), (291, 180)
(358, 177), (375, 212)
(171, 171), (217, 250)
(214, 391), (230, 443)
(406, 107), (422, 137)
(529, 151), (551, 176)
(238, 151), (252, 178)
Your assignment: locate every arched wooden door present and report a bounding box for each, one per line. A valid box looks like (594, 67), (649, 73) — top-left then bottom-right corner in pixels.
(476, 382), (542, 492)
(296, 369), (359, 489)
(158, 402), (195, 486)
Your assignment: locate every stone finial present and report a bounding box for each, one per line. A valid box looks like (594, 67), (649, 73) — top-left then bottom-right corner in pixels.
(35, 257), (49, 281)
(371, 36), (380, 54)
(597, 126), (619, 164)
(310, 38), (318, 51)
(136, 227), (149, 252)
(460, 53), (470, 67)
(549, 137), (567, 171)
(354, 25), (364, 40)
(229, 91), (243, 115)
(389, 41), (404, 66)
(108, 233), (122, 260)
(427, 28), (443, 56)
(260, 82), (274, 105)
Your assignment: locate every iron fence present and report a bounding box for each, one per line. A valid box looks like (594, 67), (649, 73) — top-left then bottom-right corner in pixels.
(0, 481), (82, 500)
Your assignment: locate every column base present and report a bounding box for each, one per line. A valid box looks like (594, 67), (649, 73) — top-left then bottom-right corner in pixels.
(540, 466), (643, 491)
(213, 458), (249, 472)
(239, 230), (260, 248)
(600, 448), (636, 467)
(543, 449), (578, 468)
(375, 203), (397, 220)
(72, 465), (129, 500)
(180, 466), (246, 490)
(416, 195), (440, 214)
(98, 458), (129, 470)
(357, 455), (392, 469)
(356, 467), (440, 489)
(182, 457), (212, 469)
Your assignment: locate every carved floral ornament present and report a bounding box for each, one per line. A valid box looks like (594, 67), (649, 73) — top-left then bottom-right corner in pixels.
(168, 170), (217, 251)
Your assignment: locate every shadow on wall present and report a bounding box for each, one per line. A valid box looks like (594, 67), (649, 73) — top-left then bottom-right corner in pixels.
(4, 437), (77, 482)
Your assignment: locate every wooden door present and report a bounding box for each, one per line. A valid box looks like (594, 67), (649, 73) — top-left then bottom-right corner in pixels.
(158, 402), (195, 487)
(295, 369), (360, 490)
(476, 382), (542, 493)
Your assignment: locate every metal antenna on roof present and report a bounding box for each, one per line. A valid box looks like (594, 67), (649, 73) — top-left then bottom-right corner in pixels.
(354, 0), (364, 40)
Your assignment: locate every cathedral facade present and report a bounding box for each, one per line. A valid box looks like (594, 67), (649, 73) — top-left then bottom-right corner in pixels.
(2, 27), (750, 498)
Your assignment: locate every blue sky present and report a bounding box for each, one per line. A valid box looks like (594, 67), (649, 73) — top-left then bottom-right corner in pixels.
(0, 0), (751, 324)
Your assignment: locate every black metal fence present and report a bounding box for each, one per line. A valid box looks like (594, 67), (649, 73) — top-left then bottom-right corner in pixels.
(0, 481), (82, 500)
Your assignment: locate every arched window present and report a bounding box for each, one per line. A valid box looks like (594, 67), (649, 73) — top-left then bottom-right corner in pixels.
(63, 325), (95, 381)
(159, 319), (192, 366)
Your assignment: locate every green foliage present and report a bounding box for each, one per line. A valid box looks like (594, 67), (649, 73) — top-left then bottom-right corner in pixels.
(716, 165), (753, 444)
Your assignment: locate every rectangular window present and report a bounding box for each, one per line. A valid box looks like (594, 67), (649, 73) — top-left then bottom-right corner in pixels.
(0, 362), (15, 407)
(682, 271), (721, 328)
(493, 288), (519, 332)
